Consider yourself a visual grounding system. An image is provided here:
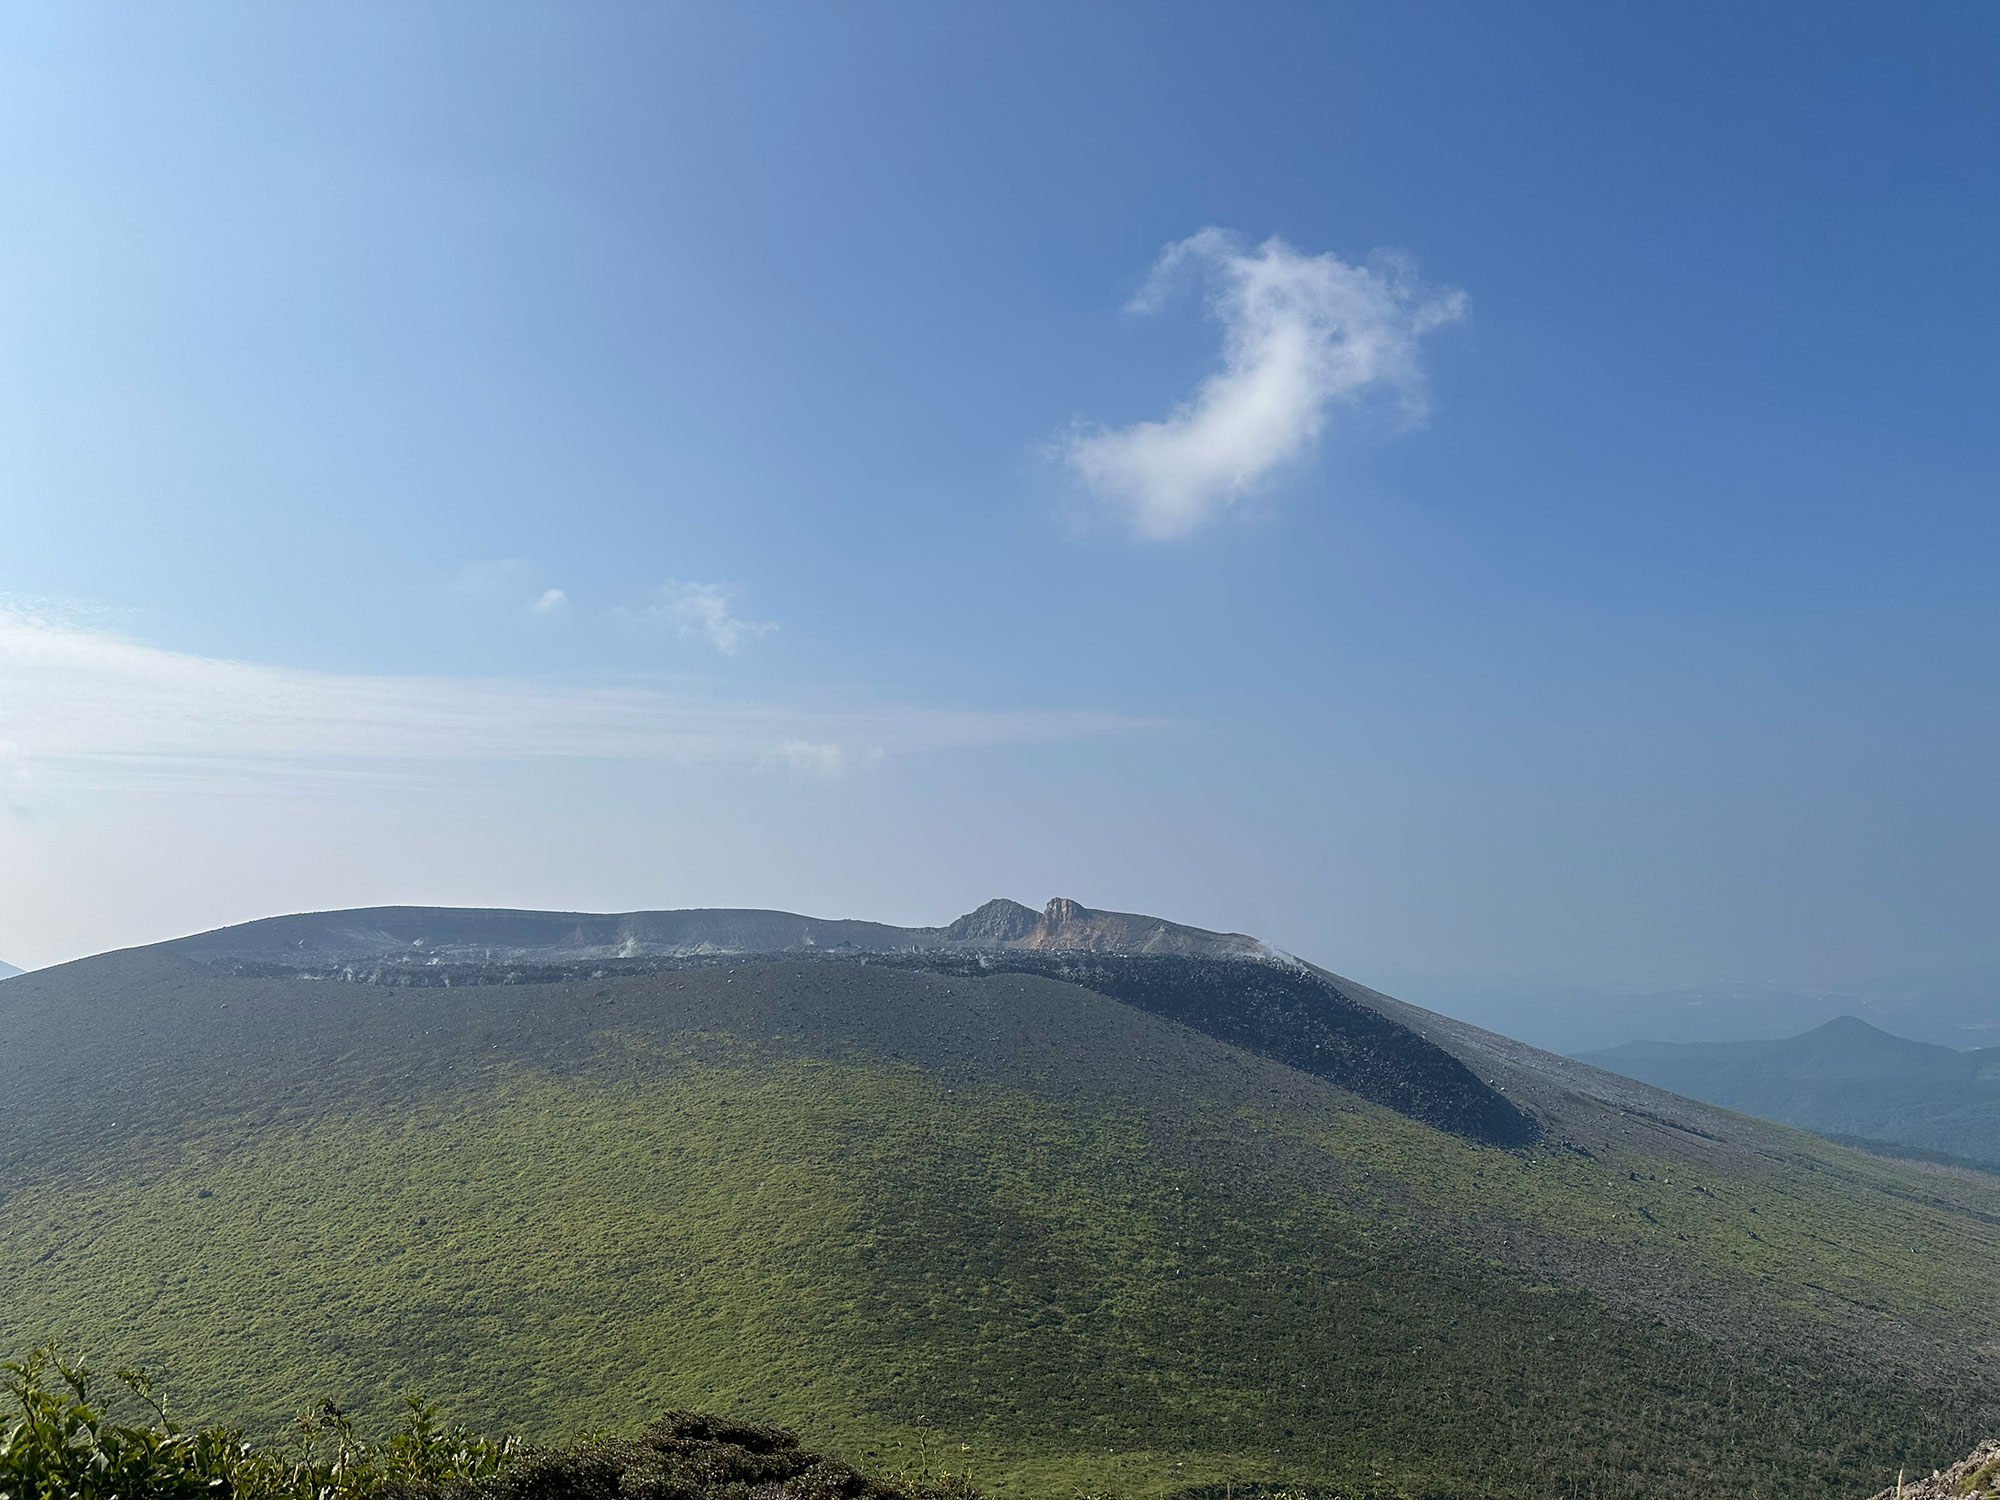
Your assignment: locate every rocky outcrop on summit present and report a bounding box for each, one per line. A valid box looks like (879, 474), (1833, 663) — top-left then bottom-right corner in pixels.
(1869, 1440), (2000, 1498)
(938, 898), (1045, 944)
(946, 896), (1270, 958)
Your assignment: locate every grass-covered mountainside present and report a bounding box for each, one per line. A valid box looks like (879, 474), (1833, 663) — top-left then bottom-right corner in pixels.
(4, 900), (2000, 1498)
(1582, 1016), (2000, 1169)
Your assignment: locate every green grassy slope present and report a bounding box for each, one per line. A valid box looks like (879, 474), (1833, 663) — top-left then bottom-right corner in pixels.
(1581, 1016), (2000, 1167)
(2, 948), (1998, 1498)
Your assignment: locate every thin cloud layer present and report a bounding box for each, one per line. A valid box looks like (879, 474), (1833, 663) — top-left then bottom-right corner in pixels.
(651, 580), (777, 654)
(0, 608), (1146, 797)
(1065, 228), (1468, 538)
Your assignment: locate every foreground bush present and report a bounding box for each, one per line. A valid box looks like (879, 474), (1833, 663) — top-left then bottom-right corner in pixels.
(0, 1348), (975, 1500)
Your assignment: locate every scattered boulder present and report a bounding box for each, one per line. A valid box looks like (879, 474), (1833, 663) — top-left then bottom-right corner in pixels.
(1869, 1440), (2000, 1499)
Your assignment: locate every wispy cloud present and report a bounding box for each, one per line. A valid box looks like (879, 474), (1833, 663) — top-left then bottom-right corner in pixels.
(0, 608), (1144, 797)
(777, 739), (870, 777)
(649, 580), (777, 654)
(1063, 228), (1468, 538)
(530, 588), (568, 616)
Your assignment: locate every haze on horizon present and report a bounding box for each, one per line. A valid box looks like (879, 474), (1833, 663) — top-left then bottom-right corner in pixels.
(4, 4), (1999, 1038)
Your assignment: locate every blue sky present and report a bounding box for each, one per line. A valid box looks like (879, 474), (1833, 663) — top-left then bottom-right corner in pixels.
(3, 3), (1998, 1014)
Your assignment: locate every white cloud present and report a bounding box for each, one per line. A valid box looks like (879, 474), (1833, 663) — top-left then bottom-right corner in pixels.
(1063, 228), (1468, 538)
(650, 580), (777, 655)
(529, 588), (568, 615)
(0, 608), (1146, 798)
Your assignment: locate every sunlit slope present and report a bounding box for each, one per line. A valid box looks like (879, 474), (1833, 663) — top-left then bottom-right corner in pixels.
(2, 947), (1998, 1499)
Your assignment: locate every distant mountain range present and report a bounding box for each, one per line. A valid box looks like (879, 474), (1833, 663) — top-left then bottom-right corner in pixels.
(0, 958), (21, 980)
(1433, 975), (2000, 1054)
(2, 898), (1997, 1497)
(1581, 1016), (2000, 1167)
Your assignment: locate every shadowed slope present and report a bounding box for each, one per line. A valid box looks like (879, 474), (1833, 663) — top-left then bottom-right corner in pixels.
(887, 950), (1538, 1147)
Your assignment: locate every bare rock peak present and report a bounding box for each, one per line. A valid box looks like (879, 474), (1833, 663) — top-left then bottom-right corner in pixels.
(939, 895), (1264, 958)
(1043, 896), (1092, 925)
(941, 898), (1043, 943)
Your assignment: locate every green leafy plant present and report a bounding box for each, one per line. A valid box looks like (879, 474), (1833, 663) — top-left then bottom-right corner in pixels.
(0, 1349), (972, 1500)
(0, 1345), (248, 1500)
(0, 1348), (514, 1500)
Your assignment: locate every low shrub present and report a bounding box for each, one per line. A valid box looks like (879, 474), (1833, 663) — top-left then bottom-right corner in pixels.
(0, 1349), (972, 1500)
